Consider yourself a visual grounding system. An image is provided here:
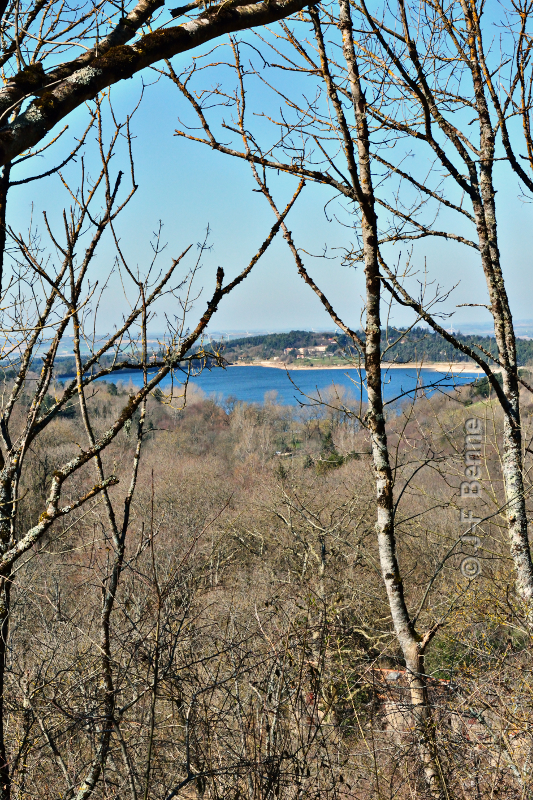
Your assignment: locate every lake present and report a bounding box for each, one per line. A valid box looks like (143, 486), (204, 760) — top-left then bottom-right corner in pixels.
(108, 365), (480, 406)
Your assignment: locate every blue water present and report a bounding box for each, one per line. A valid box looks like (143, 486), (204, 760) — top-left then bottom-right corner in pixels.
(108, 365), (479, 406)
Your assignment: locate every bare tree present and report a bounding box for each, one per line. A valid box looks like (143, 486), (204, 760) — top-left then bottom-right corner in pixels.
(168, 0), (533, 616)
(4, 0), (533, 797)
(350, 0), (533, 608)
(168, 27), (457, 797)
(0, 0), (321, 174)
(0, 79), (303, 796)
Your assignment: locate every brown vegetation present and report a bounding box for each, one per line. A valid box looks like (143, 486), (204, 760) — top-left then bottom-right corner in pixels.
(2, 0), (533, 796)
(3, 375), (532, 799)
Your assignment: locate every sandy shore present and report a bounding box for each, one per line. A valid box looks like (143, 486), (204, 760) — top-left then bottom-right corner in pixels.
(230, 360), (485, 374)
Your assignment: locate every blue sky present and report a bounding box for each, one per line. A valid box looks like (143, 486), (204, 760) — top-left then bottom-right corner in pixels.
(7, 24), (533, 337)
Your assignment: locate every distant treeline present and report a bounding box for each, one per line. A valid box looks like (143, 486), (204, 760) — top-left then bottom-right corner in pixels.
(221, 330), (329, 353)
(215, 327), (533, 365)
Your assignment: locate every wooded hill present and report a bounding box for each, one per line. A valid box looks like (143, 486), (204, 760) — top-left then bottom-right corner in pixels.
(212, 327), (533, 365)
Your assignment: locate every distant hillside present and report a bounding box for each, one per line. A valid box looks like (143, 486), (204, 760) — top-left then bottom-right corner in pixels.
(213, 327), (533, 365)
(216, 330), (336, 359)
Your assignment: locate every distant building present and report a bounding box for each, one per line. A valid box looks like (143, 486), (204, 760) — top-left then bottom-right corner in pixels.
(296, 346), (328, 355)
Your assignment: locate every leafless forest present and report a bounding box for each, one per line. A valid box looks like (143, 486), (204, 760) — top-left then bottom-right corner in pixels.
(4, 375), (533, 800)
(1, 0), (533, 798)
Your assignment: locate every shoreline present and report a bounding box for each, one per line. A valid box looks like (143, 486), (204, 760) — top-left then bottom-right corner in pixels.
(229, 360), (485, 374)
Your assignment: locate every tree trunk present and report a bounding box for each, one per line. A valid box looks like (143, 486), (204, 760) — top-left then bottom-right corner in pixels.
(338, 1), (446, 794)
(0, 162), (10, 296)
(0, 576), (10, 800)
(464, 6), (533, 602)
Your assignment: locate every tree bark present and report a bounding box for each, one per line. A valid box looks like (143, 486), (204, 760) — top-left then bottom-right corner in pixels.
(0, 0), (317, 167)
(338, 1), (446, 794)
(0, 577), (10, 800)
(467, 11), (533, 606)
(0, 162), (10, 297)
